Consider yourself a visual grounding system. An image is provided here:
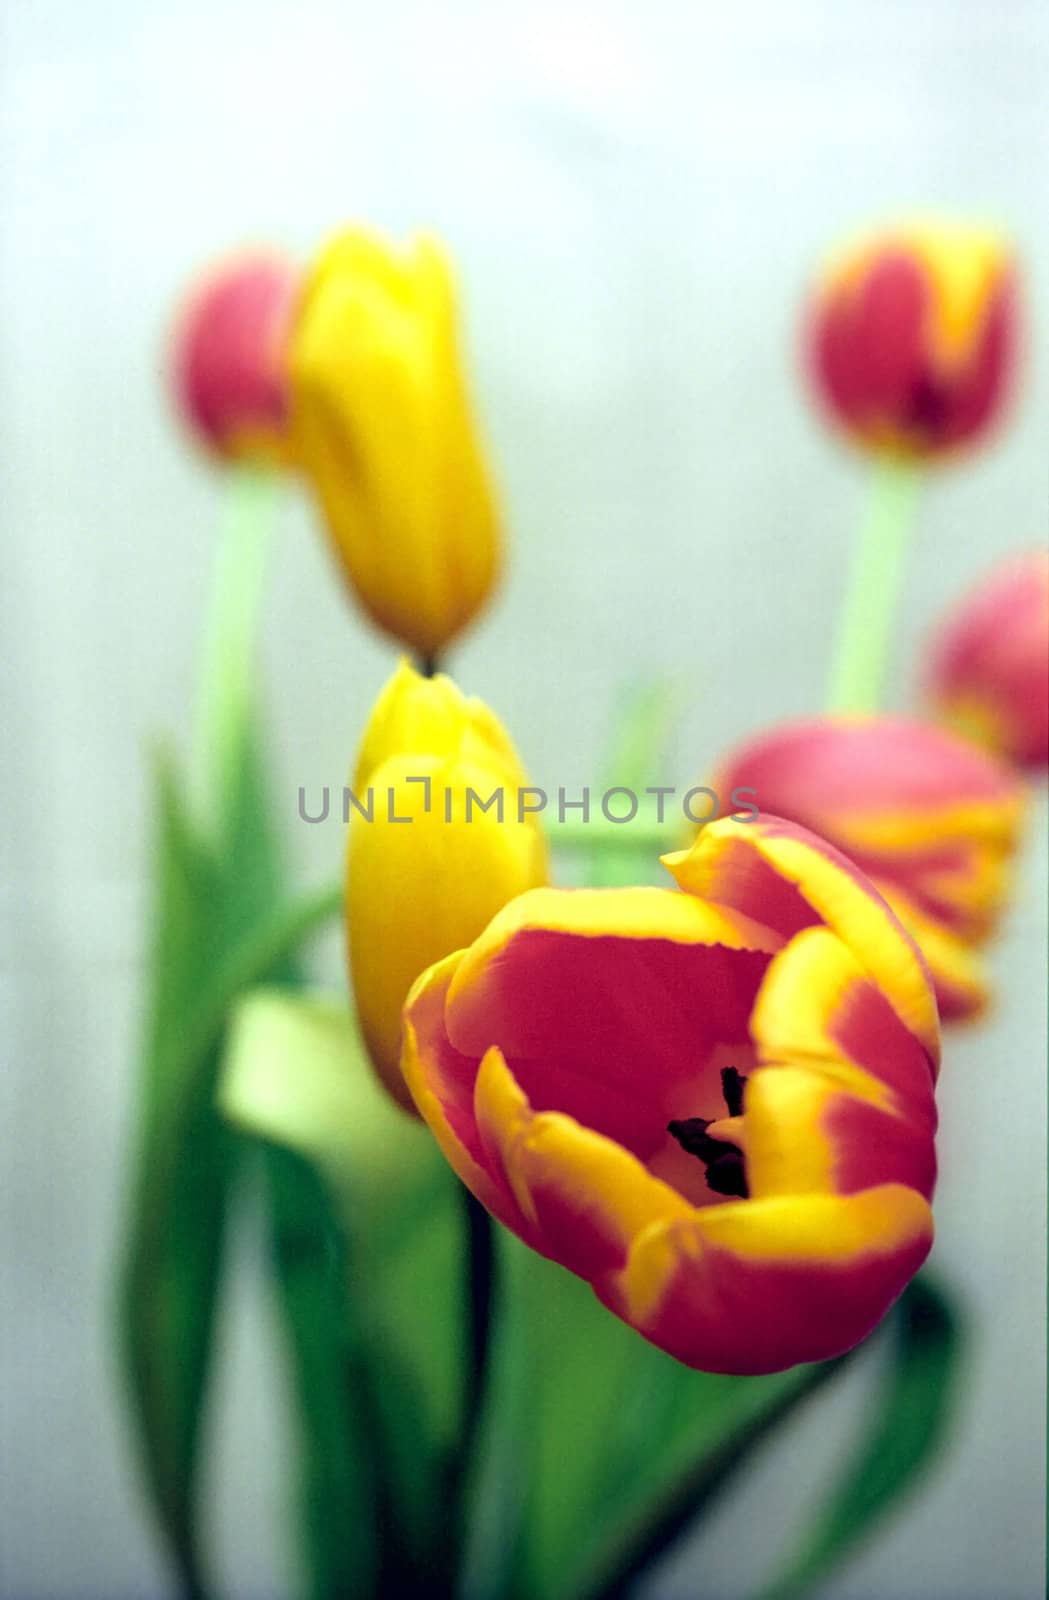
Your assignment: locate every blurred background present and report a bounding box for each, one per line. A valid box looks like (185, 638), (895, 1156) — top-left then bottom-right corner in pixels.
(2, 1), (1046, 1596)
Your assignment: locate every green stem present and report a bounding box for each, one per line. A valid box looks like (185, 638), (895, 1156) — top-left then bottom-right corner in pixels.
(449, 1187), (498, 1586)
(406, 650), (505, 1583)
(462, 1187), (497, 1432)
(826, 459), (920, 715)
(193, 465), (280, 820)
(550, 817), (678, 852)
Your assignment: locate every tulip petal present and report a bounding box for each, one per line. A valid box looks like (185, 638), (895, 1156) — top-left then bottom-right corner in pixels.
(664, 817), (940, 1067)
(473, 1047), (692, 1281)
(852, 249), (928, 419)
(751, 924), (937, 1098)
(714, 716), (1020, 831)
(927, 548), (1049, 772)
(743, 927), (937, 1204)
(401, 956), (522, 1231)
(937, 271), (1016, 450)
(353, 659), (529, 793)
(709, 718), (1024, 1017)
(348, 748), (547, 1106)
(743, 1056), (935, 1207)
(873, 881), (989, 1024)
(605, 1186), (933, 1374)
(444, 886), (781, 1159)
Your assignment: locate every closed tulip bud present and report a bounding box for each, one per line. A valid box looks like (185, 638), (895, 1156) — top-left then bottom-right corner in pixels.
(404, 816), (939, 1375)
(711, 716), (1025, 1022)
(804, 221), (1018, 459)
(289, 229), (501, 659)
(348, 661), (547, 1110)
(170, 250), (300, 464)
(925, 550), (1049, 775)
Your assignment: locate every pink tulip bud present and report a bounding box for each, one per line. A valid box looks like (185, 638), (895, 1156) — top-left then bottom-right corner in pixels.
(804, 221), (1019, 460)
(170, 250), (300, 464)
(926, 550), (1049, 774)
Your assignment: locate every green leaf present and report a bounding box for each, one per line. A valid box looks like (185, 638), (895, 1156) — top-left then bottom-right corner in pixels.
(200, 533), (375, 1600)
(584, 677), (680, 887)
(118, 791), (342, 1599)
(570, 1357), (848, 1600)
(117, 752), (235, 1600)
(213, 719), (394, 1600)
(199, 500), (405, 1595)
(137, 750), (224, 1136)
(489, 1246), (848, 1600)
(122, 471), (361, 1600)
(502, 1274), (961, 1600)
(219, 990), (431, 1231)
(750, 1276), (964, 1600)
(219, 988), (464, 1588)
(214, 709), (290, 947)
(260, 1141), (379, 1600)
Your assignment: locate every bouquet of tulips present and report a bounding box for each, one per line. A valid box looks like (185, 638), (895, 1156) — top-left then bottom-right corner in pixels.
(118, 220), (1047, 1600)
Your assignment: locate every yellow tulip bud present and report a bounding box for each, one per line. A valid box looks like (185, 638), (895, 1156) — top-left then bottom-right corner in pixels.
(348, 661), (547, 1110)
(290, 228), (502, 658)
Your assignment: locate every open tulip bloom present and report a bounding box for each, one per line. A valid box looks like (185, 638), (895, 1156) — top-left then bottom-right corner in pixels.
(403, 815), (939, 1376)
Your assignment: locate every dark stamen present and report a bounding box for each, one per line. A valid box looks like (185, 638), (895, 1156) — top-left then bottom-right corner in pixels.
(666, 1117), (724, 1163)
(667, 1068), (749, 1200)
(721, 1066), (746, 1118)
(703, 1150), (748, 1199)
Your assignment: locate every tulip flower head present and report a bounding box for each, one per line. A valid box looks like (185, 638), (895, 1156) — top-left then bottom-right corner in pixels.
(805, 221), (1018, 459)
(170, 249), (300, 464)
(290, 229), (501, 659)
(348, 661), (547, 1111)
(925, 549), (1049, 775)
(712, 716), (1025, 1022)
(403, 817), (938, 1375)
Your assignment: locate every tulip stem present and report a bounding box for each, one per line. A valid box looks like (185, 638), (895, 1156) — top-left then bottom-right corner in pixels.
(826, 459), (920, 714)
(193, 464), (280, 824)
(449, 1186), (498, 1574)
(551, 817), (678, 852)
(462, 1187), (497, 1416)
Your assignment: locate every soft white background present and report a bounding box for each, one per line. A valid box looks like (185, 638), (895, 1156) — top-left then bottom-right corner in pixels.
(2, 1), (1046, 1596)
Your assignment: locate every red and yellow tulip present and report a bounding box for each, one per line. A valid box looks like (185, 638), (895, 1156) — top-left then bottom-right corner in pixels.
(290, 229), (501, 660)
(170, 249), (299, 464)
(712, 716), (1025, 1022)
(925, 549), (1049, 775)
(348, 661), (547, 1111)
(402, 816), (938, 1375)
(804, 221), (1018, 460)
